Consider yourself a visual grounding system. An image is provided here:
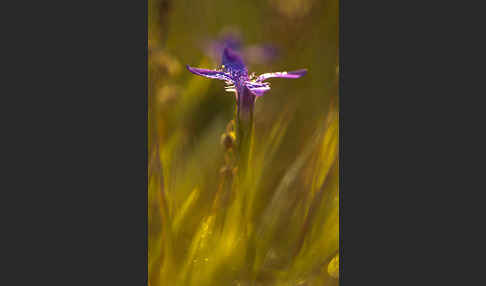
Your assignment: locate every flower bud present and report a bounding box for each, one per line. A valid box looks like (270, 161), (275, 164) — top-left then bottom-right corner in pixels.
(220, 132), (235, 150)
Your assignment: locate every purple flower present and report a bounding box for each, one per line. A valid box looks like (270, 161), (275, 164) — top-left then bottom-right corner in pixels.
(187, 47), (306, 115)
(204, 29), (279, 65)
(204, 31), (242, 62)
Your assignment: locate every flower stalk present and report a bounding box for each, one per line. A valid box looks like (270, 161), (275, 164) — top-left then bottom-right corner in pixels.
(186, 46), (306, 177)
(235, 86), (255, 178)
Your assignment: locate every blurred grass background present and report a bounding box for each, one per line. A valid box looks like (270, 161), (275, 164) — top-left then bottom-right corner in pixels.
(149, 0), (339, 285)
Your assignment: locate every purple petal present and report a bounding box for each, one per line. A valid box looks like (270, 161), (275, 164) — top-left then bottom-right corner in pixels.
(203, 28), (244, 64)
(221, 33), (242, 51)
(186, 65), (233, 82)
(204, 39), (242, 63)
(218, 27), (243, 51)
(257, 69), (307, 81)
(250, 88), (270, 97)
(245, 81), (271, 97)
(222, 47), (247, 73)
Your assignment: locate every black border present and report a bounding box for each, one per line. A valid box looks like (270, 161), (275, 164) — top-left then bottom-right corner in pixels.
(10, 0), (149, 284)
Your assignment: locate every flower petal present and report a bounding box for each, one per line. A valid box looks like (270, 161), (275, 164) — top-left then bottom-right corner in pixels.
(222, 47), (247, 73)
(225, 86), (237, 93)
(249, 90), (267, 97)
(245, 81), (271, 97)
(186, 65), (233, 82)
(257, 69), (307, 81)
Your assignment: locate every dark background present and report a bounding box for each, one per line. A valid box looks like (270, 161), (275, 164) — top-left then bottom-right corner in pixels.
(2, 0), (471, 285)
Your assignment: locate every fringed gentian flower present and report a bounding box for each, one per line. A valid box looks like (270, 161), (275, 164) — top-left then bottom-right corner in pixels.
(187, 47), (306, 174)
(187, 47), (306, 118)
